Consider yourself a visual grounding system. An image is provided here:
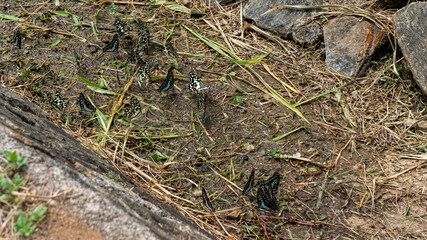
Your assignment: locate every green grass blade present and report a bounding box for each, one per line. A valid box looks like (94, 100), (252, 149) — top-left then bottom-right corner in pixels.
(293, 82), (349, 107)
(76, 77), (105, 89)
(0, 14), (24, 21)
(273, 125), (308, 141)
(87, 86), (119, 95)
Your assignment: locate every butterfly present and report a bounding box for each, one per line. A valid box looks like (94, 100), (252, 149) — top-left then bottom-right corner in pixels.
(136, 62), (152, 87)
(188, 72), (210, 94)
(102, 34), (119, 53)
(242, 168), (255, 195)
(165, 40), (177, 59)
(49, 92), (65, 111)
(78, 93), (95, 113)
(257, 183), (279, 210)
(11, 30), (22, 49)
(256, 172), (280, 210)
(135, 22), (150, 59)
(127, 51), (139, 64)
(201, 187), (214, 212)
(123, 96), (141, 118)
(114, 17), (127, 35)
(158, 67), (175, 93)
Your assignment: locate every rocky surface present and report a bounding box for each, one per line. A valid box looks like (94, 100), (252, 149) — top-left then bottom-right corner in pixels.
(243, 0), (325, 45)
(323, 16), (387, 77)
(394, 2), (427, 95)
(0, 86), (216, 240)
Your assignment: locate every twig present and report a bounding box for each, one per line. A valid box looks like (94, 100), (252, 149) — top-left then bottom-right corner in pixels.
(106, 66), (141, 132)
(21, 0), (52, 23)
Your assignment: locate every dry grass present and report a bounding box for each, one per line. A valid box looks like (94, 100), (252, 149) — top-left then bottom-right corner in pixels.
(1, 0), (426, 239)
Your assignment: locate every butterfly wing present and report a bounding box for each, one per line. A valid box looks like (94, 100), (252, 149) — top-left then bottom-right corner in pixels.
(202, 187), (214, 212)
(78, 93), (95, 112)
(242, 168), (255, 195)
(12, 30), (22, 49)
(158, 67), (175, 93)
(257, 183), (278, 210)
(103, 34), (119, 52)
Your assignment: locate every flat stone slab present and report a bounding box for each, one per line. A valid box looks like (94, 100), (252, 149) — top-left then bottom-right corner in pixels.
(243, 0), (324, 45)
(0, 86), (216, 240)
(395, 2), (427, 95)
(324, 16), (387, 77)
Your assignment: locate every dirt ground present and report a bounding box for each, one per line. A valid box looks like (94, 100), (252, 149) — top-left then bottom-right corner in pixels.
(1, 0), (426, 239)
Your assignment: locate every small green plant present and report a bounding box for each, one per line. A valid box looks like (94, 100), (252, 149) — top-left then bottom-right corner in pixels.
(2, 150), (27, 174)
(232, 95), (245, 104)
(13, 204), (47, 237)
(1, 151), (47, 237)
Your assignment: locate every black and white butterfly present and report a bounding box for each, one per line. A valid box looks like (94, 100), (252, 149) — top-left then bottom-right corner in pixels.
(136, 62), (152, 87)
(127, 51), (139, 64)
(123, 96), (141, 118)
(11, 30), (22, 49)
(102, 34), (119, 53)
(188, 72), (210, 119)
(242, 168), (255, 195)
(188, 72), (209, 94)
(135, 22), (150, 59)
(49, 92), (66, 111)
(78, 93), (95, 114)
(158, 67), (175, 93)
(201, 187), (214, 212)
(114, 17), (128, 35)
(256, 172), (280, 210)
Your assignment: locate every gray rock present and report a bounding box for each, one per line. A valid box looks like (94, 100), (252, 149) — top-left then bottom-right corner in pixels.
(0, 86), (216, 240)
(323, 16), (387, 77)
(395, 2), (427, 95)
(243, 0), (325, 45)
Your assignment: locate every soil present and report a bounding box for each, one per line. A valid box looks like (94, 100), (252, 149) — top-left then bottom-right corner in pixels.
(1, 0), (426, 239)
(38, 208), (105, 240)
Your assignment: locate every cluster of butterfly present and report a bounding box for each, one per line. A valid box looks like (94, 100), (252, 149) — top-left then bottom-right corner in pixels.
(202, 169), (281, 213)
(78, 92), (141, 119)
(243, 169), (281, 210)
(48, 91), (141, 120)
(12, 17), (209, 121)
(109, 17), (210, 116)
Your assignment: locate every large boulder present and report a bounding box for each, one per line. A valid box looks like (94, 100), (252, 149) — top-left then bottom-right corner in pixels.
(0, 86), (216, 240)
(394, 2), (427, 95)
(323, 16), (387, 77)
(243, 0), (325, 45)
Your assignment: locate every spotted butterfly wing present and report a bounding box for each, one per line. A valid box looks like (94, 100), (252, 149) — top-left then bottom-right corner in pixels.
(114, 17), (127, 35)
(135, 22), (150, 59)
(12, 30), (22, 49)
(78, 93), (95, 113)
(201, 187), (214, 212)
(158, 67), (175, 93)
(123, 96), (141, 118)
(49, 92), (65, 111)
(127, 51), (139, 64)
(103, 34), (119, 53)
(188, 72), (210, 93)
(136, 62), (151, 87)
(242, 168), (255, 195)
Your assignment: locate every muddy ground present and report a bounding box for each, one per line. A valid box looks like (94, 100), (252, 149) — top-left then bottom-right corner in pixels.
(1, 0), (426, 239)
